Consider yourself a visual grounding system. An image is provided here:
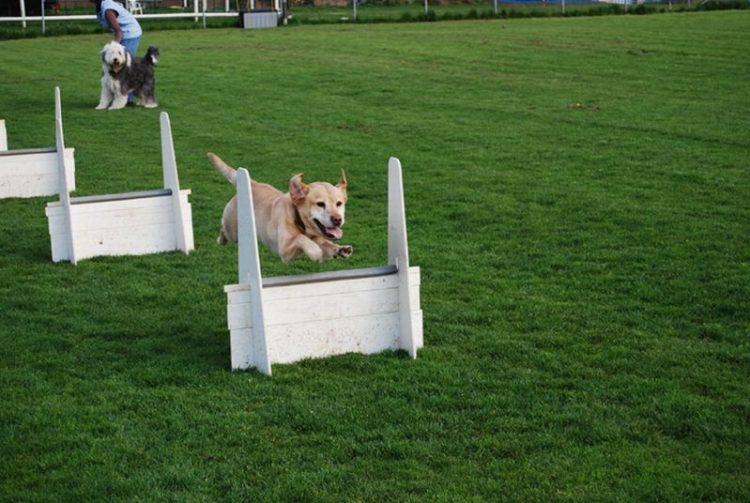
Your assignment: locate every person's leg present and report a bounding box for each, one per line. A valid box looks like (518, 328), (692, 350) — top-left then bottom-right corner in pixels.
(120, 37), (141, 103)
(120, 37), (141, 59)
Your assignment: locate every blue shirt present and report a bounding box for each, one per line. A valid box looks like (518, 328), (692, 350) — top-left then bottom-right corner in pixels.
(97, 0), (142, 40)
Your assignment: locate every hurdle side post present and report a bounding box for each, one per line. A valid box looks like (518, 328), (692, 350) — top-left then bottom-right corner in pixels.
(387, 157), (418, 358)
(0, 120), (6, 151)
(160, 112), (193, 254)
(236, 168), (272, 375)
(54, 87), (77, 265)
(54, 86), (76, 194)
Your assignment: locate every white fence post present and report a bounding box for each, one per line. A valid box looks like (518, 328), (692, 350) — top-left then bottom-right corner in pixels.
(19, 0), (26, 28)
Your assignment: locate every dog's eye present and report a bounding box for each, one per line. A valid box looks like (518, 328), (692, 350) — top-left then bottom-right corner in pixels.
(316, 202), (325, 208)
(336, 201), (343, 207)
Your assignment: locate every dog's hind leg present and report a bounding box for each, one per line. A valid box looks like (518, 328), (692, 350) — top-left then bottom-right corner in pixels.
(217, 225), (230, 245)
(140, 94), (158, 108)
(140, 82), (158, 108)
(137, 76), (158, 108)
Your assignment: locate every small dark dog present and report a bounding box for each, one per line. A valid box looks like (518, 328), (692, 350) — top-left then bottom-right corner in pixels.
(96, 42), (159, 110)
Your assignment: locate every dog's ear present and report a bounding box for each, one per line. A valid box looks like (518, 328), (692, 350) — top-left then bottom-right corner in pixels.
(289, 174), (309, 203)
(338, 169), (347, 193)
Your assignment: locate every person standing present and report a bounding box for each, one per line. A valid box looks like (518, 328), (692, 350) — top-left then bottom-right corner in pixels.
(92, 0), (142, 58)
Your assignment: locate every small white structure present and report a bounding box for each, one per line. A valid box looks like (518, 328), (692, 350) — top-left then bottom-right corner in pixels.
(242, 0), (280, 29)
(225, 157), (423, 375)
(45, 112), (194, 264)
(0, 87), (76, 199)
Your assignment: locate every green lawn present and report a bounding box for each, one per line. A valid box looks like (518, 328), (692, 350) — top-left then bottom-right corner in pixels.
(1, 11), (749, 501)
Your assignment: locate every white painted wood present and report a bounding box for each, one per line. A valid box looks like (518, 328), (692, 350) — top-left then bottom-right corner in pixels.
(45, 110), (193, 263)
(225, 158), (423, 375)
(54, 86), (77, 264)
(235, 168), (271, 375)
(46, 190), (192, 262)
(0, 87), (76, 199)
(388, 157), (420, 357)
(225, 287), (401, 364)
(160, 112), (193, 254)
(226, 268), (420, 328)
(0, 148), (75, 199)
(0, 120), (6, 151)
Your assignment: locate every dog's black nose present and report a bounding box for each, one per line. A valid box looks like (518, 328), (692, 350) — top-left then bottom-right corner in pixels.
(331, 216), (342, 227)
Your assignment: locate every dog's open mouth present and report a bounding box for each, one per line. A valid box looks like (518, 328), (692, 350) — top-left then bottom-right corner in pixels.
(314, 219), (343, 240)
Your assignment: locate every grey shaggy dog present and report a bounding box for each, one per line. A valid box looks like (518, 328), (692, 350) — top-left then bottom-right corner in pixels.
(96, 41), (160, 110)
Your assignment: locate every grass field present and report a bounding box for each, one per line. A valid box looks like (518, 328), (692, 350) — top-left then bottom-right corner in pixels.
(2, 1), (745, 40)
(1, 10), (749, 501)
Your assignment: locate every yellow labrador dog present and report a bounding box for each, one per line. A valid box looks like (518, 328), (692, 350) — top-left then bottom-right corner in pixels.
(207, 153), (352, 263)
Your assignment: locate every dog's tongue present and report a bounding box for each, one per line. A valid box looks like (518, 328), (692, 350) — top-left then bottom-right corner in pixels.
(327, 227), (343, 240)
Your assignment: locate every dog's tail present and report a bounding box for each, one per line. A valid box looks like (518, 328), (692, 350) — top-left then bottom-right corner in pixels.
(207, 152), (237, 185)
(145, 46), (159, 65)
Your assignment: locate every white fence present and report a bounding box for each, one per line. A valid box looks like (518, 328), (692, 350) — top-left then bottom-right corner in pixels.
(0, 0), (237, 31)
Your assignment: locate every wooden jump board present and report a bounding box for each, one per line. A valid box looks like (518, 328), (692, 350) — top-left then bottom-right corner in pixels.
(0, 147), (76, 199)
(69, 188), (172, 205)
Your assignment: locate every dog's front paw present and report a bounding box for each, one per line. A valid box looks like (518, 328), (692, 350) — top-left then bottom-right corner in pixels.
(336, 245), (353, 258)
(95, 103), (108, 110)
(143, 102), (158, 109)
(108, 97), (128, 110)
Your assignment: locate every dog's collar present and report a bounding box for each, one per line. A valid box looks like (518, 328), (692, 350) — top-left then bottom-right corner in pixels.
(293, 206), (306, 233)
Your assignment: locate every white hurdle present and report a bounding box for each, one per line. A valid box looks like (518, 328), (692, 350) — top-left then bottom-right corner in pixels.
(0, 87), (76, 199)
(224, 157), (423, 375)
(45, 112), (194, 264)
